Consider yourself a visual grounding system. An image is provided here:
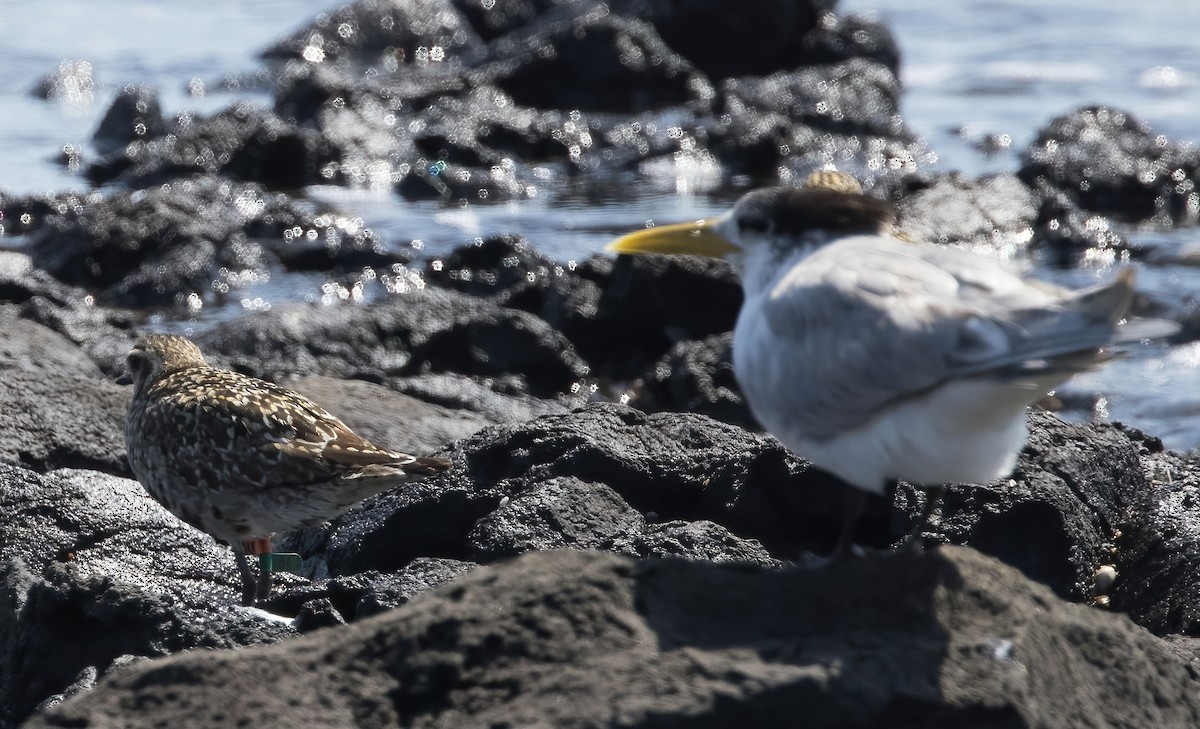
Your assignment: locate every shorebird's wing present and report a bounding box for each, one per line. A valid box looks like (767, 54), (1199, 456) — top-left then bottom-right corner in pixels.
(146, 370), (432, 491)
(757, 236), (1136, 439)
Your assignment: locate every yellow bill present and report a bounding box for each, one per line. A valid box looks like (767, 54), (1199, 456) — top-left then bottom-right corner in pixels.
(606, 219), (740, 258)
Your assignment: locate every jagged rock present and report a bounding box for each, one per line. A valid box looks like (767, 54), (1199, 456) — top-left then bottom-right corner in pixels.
(1019, 106), (1200, 226)
(630, 332), (756, 430)
(896, 172), (1038, 249)
(0, 465), (293, 726)
(29, 548), (1200, 728)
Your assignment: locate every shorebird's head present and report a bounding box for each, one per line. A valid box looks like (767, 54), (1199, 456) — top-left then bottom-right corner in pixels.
(125, 334), (207, 394)
(607, 171), (896, 287)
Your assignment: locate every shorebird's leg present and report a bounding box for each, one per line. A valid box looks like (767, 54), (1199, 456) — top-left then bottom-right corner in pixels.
(240, 537), (274, 604)
(902, 484), (946, 551)
(233, 548), (257, 606)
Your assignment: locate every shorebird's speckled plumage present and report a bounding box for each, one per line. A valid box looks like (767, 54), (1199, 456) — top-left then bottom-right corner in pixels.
(124, 333), (451, 604)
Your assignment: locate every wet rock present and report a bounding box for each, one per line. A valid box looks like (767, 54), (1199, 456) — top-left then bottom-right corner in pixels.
(200, 287), (588, 397)
(640, 519), (776, 564)
(1019, 106), (1200, 226)
(0, 465), (293, 726)
(713, 58), (927, 179)
(0, 368), (129, 476)
(629, 332), (756, 430)
(0, 252), (85, 308)
(25, 176), (385, 309)
(466, 477), (646, 559)
(30, 60), (96, 106)
(323, 403), (860, 579)
(897, 410), (1148, 602)
(896, 172), (1038, 249)
(16, 295), (137, 379)
(0, 304), (103, 379)
(30, 548), (1200, 728)
(424, 233), (558, 298)
(292, 598), (347, 633)
(573, 253), (741, 380)
(0, 307), (129, 476)
(353, 557), (477, 617)
(262, 0), (484, 68)
(798, 11), (902, 76)
(1030, 190), (1132, 265)
(610, 0), (822, 81)
(474, 11), (713, 113)
(87, 103), (329, 188)
(90, 84), (165, 156)
(1111, 436), (1200, 636)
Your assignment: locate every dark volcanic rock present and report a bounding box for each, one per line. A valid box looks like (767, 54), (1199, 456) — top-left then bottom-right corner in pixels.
(713, 58), (927, 179)
(1030, 190), (1132, 265)
(896, 172), (1038, 248)
(475, 11), (713, 113)
(576, 253), (741, 379)
(199, 287), (588, 397)
(91, 83), (166, 155)
(0, 306), (129, 476)
(25, 176), (389, 309)
(263, 0), (484, 67)
(30, 548), (1200, 728)
(87, 102), (331, 188)
(323, 403), (860, 578)
(610, 0), (822, 81)
(0, 465), (292, 726)
(900, 410), (1149, 602)
(1111, 437), (1200, 636)
(1019, 106), (1200, 226)
(629, 332), (756, 430)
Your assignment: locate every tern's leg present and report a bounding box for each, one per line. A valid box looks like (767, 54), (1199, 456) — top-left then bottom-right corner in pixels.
(825, 488), (868, 563)
(902, 485), (946, 551)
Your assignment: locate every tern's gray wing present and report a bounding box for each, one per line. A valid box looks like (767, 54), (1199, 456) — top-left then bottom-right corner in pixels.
(759, 236), (1134, 438)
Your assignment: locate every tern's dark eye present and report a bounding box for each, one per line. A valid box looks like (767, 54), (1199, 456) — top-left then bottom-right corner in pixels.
(738, 215), (771, 234)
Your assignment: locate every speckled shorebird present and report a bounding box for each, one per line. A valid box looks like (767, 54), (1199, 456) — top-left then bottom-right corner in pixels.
(124, 333), (451, 605)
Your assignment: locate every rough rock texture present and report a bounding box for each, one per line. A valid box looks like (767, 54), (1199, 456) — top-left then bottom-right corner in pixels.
(0, 465), (293, 726)
(1019, 106), (1200, 226)
(0, 307), (129, 475)
(629, 332), (756, 429)
(29, 548), (1200, 729)
(25, 175), (391, 308)
(901, 410), (1150, 602)
(198, 287), (589, 397)
(1111, 432), (1200, 636)
(897, 172), (1038, 250)
(320, 403), (859, 580)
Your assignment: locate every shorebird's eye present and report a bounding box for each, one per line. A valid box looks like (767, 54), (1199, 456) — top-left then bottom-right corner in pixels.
(126, 352), (145, 376)
(738, 215), (770, 234)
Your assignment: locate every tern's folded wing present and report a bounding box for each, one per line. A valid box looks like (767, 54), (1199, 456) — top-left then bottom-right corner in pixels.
(757, 238), (1133, 438)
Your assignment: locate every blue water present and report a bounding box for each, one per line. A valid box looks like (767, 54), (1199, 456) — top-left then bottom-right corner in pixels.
(2, 0), (1200, 448)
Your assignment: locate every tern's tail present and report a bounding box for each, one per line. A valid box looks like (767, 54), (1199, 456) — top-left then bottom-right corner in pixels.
(1075, 267), (1135, 324)
(1076, 267), (1179, 343)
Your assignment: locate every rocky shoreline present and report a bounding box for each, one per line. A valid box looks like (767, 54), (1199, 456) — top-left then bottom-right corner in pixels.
(5, 0), (1200, 726)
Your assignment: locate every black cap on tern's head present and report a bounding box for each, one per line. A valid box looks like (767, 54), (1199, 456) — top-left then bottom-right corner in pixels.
(728, 186), (896, 244)
(606, 170), (897, 265)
